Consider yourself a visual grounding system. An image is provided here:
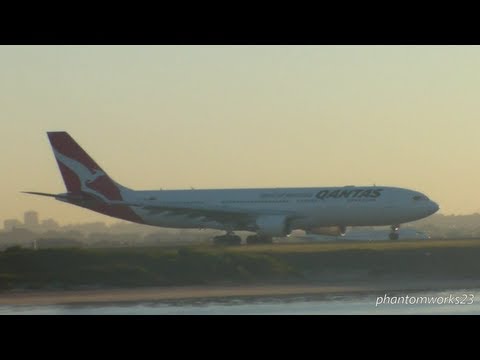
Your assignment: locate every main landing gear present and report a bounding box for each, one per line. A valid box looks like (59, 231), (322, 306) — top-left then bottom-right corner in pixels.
(213, 232), (242, 246)
(389, 224), (400, 240)
(246, 235), (273, 245)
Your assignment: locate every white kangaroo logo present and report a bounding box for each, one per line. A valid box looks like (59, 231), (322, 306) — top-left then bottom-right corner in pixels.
(85, 169), (106, 184)
(53, 149), (110, 202)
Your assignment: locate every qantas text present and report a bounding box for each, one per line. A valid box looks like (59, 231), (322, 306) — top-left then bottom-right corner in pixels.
(315, 189), (383, 200)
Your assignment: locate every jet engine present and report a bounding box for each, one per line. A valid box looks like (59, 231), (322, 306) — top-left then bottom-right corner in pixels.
(255, 215), (291, 237)
(307, 225), (347, 236)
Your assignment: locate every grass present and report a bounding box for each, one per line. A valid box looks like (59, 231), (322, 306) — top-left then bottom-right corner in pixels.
(1, 238), (480, 291)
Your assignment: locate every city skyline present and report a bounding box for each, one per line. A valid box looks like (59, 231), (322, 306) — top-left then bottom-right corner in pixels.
(3, 210), (58, 231)
(3, 46), (480, 224)
(4, 209), (480, 245)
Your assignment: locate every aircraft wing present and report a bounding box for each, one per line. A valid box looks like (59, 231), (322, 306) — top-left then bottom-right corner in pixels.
(108, 200), (296, 226)
(23, 190), (299, 227)
(143, 204), (253, 224)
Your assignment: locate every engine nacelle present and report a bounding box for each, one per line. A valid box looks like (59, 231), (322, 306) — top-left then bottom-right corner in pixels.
(256, 215), (291, 237)
(307, 225), (347, 236)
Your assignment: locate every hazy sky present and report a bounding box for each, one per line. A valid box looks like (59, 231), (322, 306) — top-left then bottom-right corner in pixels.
(2, 45), (480, 225)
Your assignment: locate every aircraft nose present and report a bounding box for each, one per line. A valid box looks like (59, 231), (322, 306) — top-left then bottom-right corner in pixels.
(429, 201), (439, 214)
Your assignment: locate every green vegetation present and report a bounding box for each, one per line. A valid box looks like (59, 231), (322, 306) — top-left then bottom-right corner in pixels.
(0, 246), (296, 290)
(1, 239), (480, 291)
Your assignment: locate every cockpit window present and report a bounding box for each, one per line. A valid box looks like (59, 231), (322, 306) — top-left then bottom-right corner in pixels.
(412, 195), (429, 201)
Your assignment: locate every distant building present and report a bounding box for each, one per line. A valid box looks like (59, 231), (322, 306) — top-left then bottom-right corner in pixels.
(4, 219), (21, 231)
(24, 211), (39, 228)
(41, 218), (59, 230)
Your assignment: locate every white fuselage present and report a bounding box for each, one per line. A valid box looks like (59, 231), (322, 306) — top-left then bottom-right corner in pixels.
(119, 186), (439, 233)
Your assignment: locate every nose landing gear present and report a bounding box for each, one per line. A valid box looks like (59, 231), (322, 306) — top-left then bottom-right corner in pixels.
(389, 225), (400, 240)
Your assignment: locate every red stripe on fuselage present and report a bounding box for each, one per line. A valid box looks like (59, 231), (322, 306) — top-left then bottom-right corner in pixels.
(78, 202), (144, 224)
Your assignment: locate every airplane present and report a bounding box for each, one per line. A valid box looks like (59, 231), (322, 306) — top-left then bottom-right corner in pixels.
(23, 132), (440, 245)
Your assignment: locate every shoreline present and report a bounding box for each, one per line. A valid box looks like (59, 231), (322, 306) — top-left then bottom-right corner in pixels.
(3, 241), (480, 306)
(2, 279), (480, 306)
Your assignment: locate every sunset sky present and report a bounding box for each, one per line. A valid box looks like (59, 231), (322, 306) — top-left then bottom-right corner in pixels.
(2, 45), (480, 225)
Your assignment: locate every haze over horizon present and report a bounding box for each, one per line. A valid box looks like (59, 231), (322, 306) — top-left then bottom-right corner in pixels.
(2, 45), (480, 224)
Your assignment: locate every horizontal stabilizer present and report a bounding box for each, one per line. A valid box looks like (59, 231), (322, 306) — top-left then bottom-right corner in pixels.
(21, 191), (81, 200)
(22, 191), (63, 198)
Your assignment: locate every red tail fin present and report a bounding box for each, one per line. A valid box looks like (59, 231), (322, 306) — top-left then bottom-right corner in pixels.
(47, 132), (125, 200)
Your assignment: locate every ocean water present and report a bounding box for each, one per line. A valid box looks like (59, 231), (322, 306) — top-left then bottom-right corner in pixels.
(1, 289), (479, 315)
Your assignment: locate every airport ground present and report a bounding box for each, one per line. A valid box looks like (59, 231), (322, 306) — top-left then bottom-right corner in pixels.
(1, 238), (480, 305)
